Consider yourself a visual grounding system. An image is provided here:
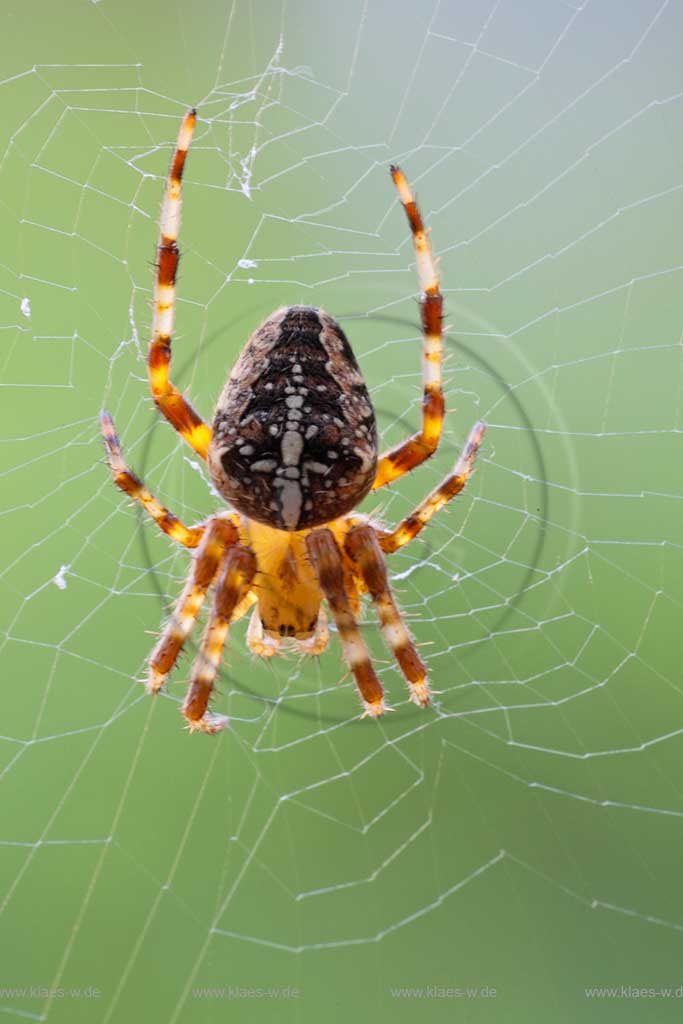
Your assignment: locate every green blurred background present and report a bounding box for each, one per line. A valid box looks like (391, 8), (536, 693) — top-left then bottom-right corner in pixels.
(1, 0), (682, 1021)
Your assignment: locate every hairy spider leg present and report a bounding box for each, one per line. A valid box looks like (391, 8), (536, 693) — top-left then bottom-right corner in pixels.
(148, 517), (238, 693)
(346, 525), (430, 707)
(100, 410), (205, 548)
(183, 546), (257, 733)
(148, 109), (212, 460)
(372, 166), (445, 490)
(379, 421), (486, 554)
(306, 529), (387, 717)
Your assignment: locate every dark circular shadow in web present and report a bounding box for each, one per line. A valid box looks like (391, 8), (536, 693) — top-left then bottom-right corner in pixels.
(132, 308), (549, 726)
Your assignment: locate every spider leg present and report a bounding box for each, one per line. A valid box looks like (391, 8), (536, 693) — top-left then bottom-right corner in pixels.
(148, 109), (212, 460)
(232, 588), (258, 624)
(100, 410), (205, 548)
(378, 420), (486, 554)
(306, 529), (386, 717)
(183, 546), (257, 733)
(148, 517), (238, 693)
(372, 166), (444, 490)
(346, 525), (430, 707)
(246, 605), (281, 657)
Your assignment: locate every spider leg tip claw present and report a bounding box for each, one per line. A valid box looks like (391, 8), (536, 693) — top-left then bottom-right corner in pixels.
(471, 420), (487, 442)
(361, 699), (394, 719)
(185, 712), (230, 735)
(99, 410), (114, 433)
(146, 670), (166, 695)
(408, 681), (432, 707)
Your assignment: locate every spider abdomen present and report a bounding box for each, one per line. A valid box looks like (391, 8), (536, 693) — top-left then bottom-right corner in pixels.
(208, 306), (378, 531)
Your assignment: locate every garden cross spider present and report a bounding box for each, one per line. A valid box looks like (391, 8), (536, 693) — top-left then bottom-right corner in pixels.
(101, 109), (486, 733)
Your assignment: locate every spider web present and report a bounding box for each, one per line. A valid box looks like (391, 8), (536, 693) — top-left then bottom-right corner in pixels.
(1, 0), (683, 1020)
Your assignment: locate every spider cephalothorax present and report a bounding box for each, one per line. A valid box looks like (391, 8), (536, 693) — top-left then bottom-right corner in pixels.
(101, 109), (485, 733)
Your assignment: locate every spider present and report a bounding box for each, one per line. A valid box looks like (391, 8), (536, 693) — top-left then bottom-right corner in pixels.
(101, 109), (486, 733)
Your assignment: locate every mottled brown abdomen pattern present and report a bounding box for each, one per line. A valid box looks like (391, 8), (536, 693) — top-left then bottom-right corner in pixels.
(208, 306), (377, 531)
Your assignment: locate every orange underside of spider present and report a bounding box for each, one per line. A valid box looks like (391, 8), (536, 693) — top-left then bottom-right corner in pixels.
(101, 109), (485, 734)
